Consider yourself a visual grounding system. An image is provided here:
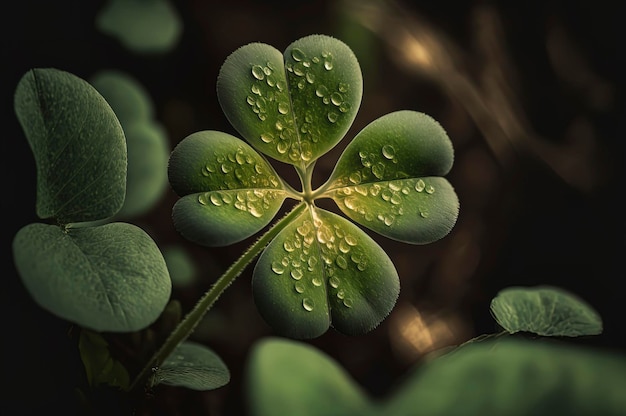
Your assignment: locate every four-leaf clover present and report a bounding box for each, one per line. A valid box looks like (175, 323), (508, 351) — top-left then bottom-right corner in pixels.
(167, 34), (459, 339)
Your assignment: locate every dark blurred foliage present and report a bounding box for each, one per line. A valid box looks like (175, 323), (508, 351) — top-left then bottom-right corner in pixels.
(2, 0), (624, 415)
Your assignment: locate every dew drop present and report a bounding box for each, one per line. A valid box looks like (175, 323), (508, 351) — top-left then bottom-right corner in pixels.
(251, 65), (265, 80)
(339, 239), (350, 254)
(390, 193), (402, 205)
(330, 92), (343, 106)
(349, 172), (362, 184)
(251, 84), (261, 95)
(291, 48), (306, 62)
(316, 85), (329, 97)
(294, 282), (305, 293)
(293, 63), (305, 77)
(324, 60), (333, 70)
(198, 194), (208, 205)
(415, 179), (426, 192)
(312, 276), (322, 287)
(260, 133), (274, 143)
(277, 141), (289, 154)
(343, 298), (353, 308)
(306, 72), (315, 84)
(425, 184), (436, 194)
(336, 255), (348, 270)
(327, 112), (339, 123)
(302, 298), (314, 311)
(382, 145), (395, 159)
(271, 261), (285, 275)
(337, 289), (345, 300)
(284, 240), (295, 252)
(209, 193), (223, 206)
(420, 208), (430, 218)
(329, 275), (340, 288)
(345, 235), (357, 246)
(278, 102), (289, 114)
(291, 268), (303, 280)
(372, 163), (385, 179)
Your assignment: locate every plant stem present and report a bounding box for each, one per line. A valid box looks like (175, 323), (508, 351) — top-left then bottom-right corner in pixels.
(128, 202), (306, 392)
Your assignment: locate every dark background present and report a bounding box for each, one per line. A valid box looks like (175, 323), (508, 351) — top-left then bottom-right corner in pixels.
(2, 0), (625, 415)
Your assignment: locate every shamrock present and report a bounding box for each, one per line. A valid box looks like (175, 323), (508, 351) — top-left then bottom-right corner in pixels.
(167, 34), (459, 339)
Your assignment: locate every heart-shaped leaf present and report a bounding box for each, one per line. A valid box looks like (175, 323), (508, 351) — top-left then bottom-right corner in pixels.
(490, 285), (603, 337)
(382, 338), (626, 416)
(246, 337), (372, 416)
(168, 130), (288, 246)
(14, 68), (127, 224)
(12, 222), (171, 332)
(324, 110), (459, 244)
(96, 0), (182, 53)
(217, 34), (362, 167)
(252, 206), (399, 339)
(153, 341), (230, 391)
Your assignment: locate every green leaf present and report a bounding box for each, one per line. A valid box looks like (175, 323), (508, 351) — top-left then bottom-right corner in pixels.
(246, 337), (372, 416)
(168, 130), (288, 246)
(382, 338), (626, 416)
(489, 285), (603, 337)
(162, 245), (198, 289)
(325, 110), (459, 244)
(12, 222), (171, 332)
(217, 34), (362, 166)
(14, 68), (127, 224)
(91, 70), (170, 218)
(153, 341), (230, 391)
(252, 206), (399, 339)
(96, 0), (182, 54)
(78, 330), (130, 390)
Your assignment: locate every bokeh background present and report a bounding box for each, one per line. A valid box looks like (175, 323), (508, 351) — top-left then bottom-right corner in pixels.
(2, 0), (624, 414)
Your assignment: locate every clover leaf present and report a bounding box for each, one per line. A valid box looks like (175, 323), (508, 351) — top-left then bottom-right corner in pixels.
(168, 34), (459, 339)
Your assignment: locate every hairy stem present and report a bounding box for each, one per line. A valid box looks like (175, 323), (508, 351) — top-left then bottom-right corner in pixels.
(128, 202), (306, 392)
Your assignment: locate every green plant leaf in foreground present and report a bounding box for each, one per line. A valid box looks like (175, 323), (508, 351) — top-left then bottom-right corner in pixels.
(489, 285), (603, 337)
(14, 68), (127, 224)
(382, 338), (626, 416)
(12, 222), (171, 332)
(151, 341), (230, 391)
(246, 337), (371, 416)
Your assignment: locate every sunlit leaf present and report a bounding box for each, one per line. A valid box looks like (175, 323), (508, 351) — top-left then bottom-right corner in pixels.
(382, 338), (626, 416)
(490, 286), (603, 337)
(325, 110), (458, 244)
(78, 330), (130, 389)
(14, 68), (126, 224)
(252, 206), (399, 339)
(246, 337), (372, 416)
(153, 341), (230, 391)
(96, 0), (182, 54)
(217, 34), (362, 166)
(168, 130), (288, 246)
(12, 222), (171, 332)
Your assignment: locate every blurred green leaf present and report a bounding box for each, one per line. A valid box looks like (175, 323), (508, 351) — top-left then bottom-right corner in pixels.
(490, 285), (603, 337)
(162, 245), (198, 289)
(14, 68), (126, 224)
(252, 207), (399, 339)
(78, 330), (130, 390)
(246, 337), (372, 416)
(381, 338), (626, 416)
(96, 0), (182, 54)
(12, 222), (171, 332)
(153, 341), (230, 391)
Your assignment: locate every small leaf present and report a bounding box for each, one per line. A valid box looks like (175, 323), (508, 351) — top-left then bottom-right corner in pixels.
(168, 130), (288, 246)
(490, 285), (603, 337)
(96, 0), (182, 54)
(14, 68), (127, 224)
(78, 330), (130, 390)
(12, 222), (172, 332)
(325, 110), (459, 244)
(217, 34), (362, 166)
(252, 206), (399, 339)
(382, 338), (626, 416)
(246, 337), (372, 416)
(153, 341), (230, 391)
(90, 70), (154, 125)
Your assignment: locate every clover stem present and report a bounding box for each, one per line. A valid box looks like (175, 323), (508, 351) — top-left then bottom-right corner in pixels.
(295, 161), (317, 203)
(128, 202), (307, 393)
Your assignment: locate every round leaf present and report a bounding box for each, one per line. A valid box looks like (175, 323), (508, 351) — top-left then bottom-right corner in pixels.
(246, 337), (372, 416)
(490, 286), (603, 337)
(383, 338), (626, 416)
(252, 207), (399, 339)
(14, 68), (127, 224)
(12, 222), (172, 332)
(325, 110), (459, 244)
(217, 34), (362, 166)
(154, 341), (230, 391)
(96, 0), (182, 54)
(168, 130), (288, 246)
(90, 70), (154, 125)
